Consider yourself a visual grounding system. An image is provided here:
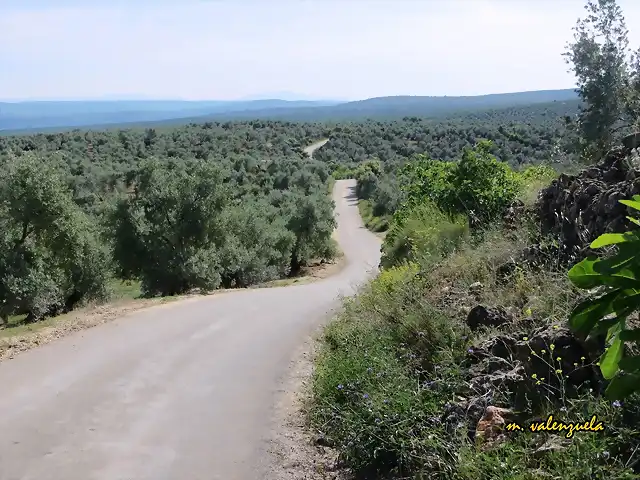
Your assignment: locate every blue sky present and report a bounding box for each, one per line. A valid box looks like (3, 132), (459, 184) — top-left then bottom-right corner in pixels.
(1, 0), (639, 101)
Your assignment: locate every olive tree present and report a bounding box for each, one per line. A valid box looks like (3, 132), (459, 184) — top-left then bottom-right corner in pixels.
(0, 154), (110, 324)
(565, 0), (640, 160)
(111, 159), (230, 296)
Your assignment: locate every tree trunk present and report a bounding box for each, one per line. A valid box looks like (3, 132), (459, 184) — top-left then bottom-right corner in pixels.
(289, 252), (302, 276)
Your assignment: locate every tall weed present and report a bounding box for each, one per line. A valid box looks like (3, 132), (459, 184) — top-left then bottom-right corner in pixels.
(381, 201), (468, 269)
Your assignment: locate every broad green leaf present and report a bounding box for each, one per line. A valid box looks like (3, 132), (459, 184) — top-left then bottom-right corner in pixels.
(590, 233), (633, 248)
(603, 270), (640, 289)
(569, 257), (640, 289)
(612, 289), (640, 314)
(591, 317), (624, 336)
(627, 216), (640, 227)
(600, 334), (623, 380)
(595, 309), (640, 344)
(613, 270), (640, 288)
(620, 328), (640, 342)
(605, 373), (640, 400)
(569, 290), (621, 335)
(605, 318), (625, 342)
(619, 355), (640, 372)
(594, 243), (639, 274)
(620, 197), (640, 212)
(568, 257), (607, 288)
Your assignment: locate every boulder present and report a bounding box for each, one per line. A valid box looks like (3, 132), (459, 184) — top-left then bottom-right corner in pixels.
(475, 406), (513, 450)
(466, 323), (604, 404)
(466, 305), (513, 331)
(622, 131), (640, 151)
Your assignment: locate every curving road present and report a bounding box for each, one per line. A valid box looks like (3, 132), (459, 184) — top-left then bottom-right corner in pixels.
(0, 179), (381, 480)
(302, 138), (329, 157)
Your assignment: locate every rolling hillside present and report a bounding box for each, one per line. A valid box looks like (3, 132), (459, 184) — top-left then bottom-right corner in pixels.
(0, 89), (579, 134)
(0, 99), (341, 132)
(116, 89), (580, 125)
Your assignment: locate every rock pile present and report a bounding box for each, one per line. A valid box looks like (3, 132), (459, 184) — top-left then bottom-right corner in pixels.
(536, 133), (640, 258)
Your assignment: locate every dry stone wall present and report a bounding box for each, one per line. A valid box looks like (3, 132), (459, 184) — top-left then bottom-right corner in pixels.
(536, 134), (640, 257)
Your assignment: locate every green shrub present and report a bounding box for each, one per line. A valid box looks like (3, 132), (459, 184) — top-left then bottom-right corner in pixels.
(400, 155), (457, 219)
(354, 159), (382, 200)
(331, 164), (357, 180)
(282, 191), (337, 274)
(358, 199), (390, 233)
(368, 216), (389, 232)
(217, 200), (295, 287)
(399, 140), (522, 227)
(310, 264), (464, 477)
(371, 176), (403, 220)
(381, 200), (468, 268)
(111, 159), (230, 296)
(452, 140), (522, 224)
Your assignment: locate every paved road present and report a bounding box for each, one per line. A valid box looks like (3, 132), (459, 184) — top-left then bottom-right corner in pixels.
(302, 138), (329, 157)
(0, 180), (381, 480)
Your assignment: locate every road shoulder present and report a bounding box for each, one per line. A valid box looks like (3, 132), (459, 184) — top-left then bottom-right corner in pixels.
(262, 324), (347, 480)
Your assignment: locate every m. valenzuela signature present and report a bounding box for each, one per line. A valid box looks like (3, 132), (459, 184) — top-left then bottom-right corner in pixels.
(505, 415), (605, 438)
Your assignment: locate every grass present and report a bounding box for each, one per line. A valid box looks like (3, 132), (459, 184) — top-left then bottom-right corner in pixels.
(0, 280), (145, 339)
(381, 200), (469, 269)
(0, 314), (58, 338)
(310, 263), (466, 477)
(358, 199), (390, 233)
(108, 279), (143, 301)
(310, 201), (640, 479)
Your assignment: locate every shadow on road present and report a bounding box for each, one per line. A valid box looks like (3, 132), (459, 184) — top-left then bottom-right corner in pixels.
(345, 185), (359, 207)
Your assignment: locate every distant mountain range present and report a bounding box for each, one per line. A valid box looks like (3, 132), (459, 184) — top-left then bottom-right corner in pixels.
(0, 89), (579, 133)
(0, 99), (341, 132)
(235, 91), (347, 102)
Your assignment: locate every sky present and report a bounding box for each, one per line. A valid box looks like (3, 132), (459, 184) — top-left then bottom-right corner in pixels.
(1, 0), (640, 102)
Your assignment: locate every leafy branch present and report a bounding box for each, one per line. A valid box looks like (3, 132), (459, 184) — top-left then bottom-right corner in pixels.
(568, 195), (640, 399)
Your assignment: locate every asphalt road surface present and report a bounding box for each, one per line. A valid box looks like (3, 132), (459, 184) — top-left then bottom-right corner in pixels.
(302, 138), (329, 157)
(0, 179), (382, 480)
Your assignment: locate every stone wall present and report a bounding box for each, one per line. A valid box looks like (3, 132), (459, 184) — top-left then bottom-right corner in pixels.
(536, 138), (640, 257)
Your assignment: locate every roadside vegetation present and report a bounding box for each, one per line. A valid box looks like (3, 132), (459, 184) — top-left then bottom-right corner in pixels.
(310, 1), (640, 478)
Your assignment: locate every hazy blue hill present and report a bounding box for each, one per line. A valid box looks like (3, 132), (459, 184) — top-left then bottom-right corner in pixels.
(237, 91), (345, 102)
(196, 89), (579, 121)
(141, 89), (579, 124)
(0, 89), (578, 133)
(0, 99), (341, 131)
